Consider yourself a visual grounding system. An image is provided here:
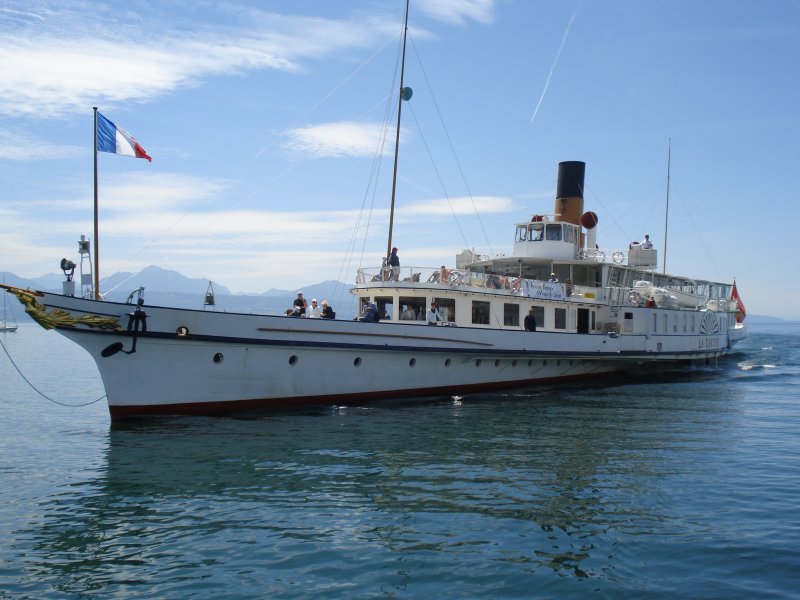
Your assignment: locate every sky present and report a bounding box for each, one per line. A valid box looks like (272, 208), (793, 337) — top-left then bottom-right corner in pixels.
(1, 0), (798, 318)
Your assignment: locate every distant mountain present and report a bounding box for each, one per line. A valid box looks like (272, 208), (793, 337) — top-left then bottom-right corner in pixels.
(262, 280), (350, 301)
(101, 265), (232, 296)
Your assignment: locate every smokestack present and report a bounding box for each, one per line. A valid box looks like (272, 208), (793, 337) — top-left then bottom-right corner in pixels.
(554, 161), (585, 225)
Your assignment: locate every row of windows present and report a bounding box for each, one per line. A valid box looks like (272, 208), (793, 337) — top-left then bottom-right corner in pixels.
(619, 310), (728, 334)
(372, 295), (587, 330)
(515, 223), (578, 244)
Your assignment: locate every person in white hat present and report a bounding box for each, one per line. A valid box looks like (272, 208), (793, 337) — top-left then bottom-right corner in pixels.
(306, 298), (322, 318)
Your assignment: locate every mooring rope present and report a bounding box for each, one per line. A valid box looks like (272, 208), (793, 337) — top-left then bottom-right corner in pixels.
(0, 336), (106, 407)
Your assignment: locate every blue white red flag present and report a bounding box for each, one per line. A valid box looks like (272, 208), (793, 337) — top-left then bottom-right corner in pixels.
(96, 112), (151, 162)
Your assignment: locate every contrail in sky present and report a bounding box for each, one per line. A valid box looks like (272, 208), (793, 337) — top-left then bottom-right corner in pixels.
(530, 1), (582, 124)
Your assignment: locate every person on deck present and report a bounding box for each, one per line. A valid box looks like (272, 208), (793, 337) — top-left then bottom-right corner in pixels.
(320, 300), (335, 319)
(548, 273), (559, 283)
(642, 234), (653, 249)
(360, 302), (380, 322)
(306, 299), (322, 318)
(524, 307), (537, 332)
(426, 302), (442, 326)
(388, 247), (400, 281)
(293, 292), (307, 316)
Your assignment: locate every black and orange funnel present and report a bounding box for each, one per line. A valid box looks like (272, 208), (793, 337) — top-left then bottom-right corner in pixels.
(554, 161), (585, 225)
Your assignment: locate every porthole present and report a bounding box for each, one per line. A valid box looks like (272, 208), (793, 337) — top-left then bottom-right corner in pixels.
(527, 359), (533, 367)
(543, 360), (548, 366)
(475, 359), (482, 367)
(444, 358), (451, 367)
(354, 357), (362, 367)
(494, 359), (501, 367)
(289, 355), (298, 365)
(557, 360), (561, 366)
(213, 353), (223, 364)
(512, 360), (518, 367)
(176, 326), (189, 336)
(409, 358), (416, 367)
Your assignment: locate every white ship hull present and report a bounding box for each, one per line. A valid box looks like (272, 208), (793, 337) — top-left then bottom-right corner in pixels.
(7, 288), (741, 418)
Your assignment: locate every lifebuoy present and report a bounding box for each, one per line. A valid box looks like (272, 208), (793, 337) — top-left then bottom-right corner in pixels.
(594, 251), (605, 263)
(628, 290), (642, 305)
(612, 251), (624, 264)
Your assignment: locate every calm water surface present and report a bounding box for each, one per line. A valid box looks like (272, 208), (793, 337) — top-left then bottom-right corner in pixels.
(1, 323), (799, 598)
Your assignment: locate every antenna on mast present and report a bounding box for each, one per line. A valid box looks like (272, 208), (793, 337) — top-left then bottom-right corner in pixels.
(662, 138), (671, 274)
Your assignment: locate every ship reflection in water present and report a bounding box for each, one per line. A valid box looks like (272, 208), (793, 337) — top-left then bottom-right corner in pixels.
(22, 379), (749, 596)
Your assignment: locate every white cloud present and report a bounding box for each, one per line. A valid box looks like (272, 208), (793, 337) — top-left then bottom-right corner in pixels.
(0, 130), (83, 160)
(283, 120), (401, 158)
(415, 0), (495, 25)
(99, 173), (230, 212)
(0, 7), (396, 118)
(402, 195), (514, 216)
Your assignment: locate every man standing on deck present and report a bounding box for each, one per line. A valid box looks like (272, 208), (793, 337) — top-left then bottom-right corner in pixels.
(388, 247), (400, 281)
(427, 302), (442, 326)
(524, 307), (537, 332)
(293, 292), (307, 316)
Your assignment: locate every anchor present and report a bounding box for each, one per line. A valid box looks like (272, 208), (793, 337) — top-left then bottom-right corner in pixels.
(101, 286), (147, 357)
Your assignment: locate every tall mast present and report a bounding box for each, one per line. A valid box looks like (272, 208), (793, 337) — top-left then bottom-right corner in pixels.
(386, 0), (410, 259)
(662, 138), (671, 274)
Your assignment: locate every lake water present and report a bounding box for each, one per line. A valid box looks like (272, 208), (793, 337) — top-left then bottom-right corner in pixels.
(1, 322), (798, 599)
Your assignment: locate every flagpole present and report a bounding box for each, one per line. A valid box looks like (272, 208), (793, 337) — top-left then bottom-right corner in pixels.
(93, 106), (100, 299)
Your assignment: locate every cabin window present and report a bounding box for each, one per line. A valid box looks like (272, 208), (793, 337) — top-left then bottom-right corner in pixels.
(565, 226), (575, 244)
(623, 311), (634, 333)
(661, 313), (668, 332)
(503, 303), (519, 327)
(554, 307), (566, 330)
(652, 313), (657, 332)
(533, 306), (545, 329)
(434, 297), (456, 322)
(691, 315), (696, 332)
(530, 223), (544, 241)
(572, 265), (599, 288)
(546, 224), (562, 241)
(472, 301), (490, 325)
(516, 226), (527, 242)
(399, 296), (426, 321)
(375, 296), (394, 321)
(522, 266), (552, 281)
(672, 315), (678, 333)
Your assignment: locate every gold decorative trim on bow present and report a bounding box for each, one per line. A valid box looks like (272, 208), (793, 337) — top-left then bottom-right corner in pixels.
(2, 285), (123, 332)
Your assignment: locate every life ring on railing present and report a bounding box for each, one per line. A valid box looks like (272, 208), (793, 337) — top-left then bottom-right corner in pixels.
(612, 251), (624, 264)
(628, 290), (642, 305)
(594, 251), (606, 263)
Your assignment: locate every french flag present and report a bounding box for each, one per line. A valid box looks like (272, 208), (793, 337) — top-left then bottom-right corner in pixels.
(96, 112), (152, 162)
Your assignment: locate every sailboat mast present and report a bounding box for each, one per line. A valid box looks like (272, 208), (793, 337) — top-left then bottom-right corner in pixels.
(386, 0), (410, 259)
(662, 138), (671, 274)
